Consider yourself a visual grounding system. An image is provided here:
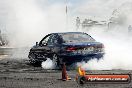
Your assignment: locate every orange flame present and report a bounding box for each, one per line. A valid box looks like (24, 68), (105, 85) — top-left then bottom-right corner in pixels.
(78, 66), (86, 76)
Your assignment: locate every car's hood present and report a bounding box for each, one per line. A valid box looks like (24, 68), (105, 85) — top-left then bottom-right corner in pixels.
(62, 42), (103, 46)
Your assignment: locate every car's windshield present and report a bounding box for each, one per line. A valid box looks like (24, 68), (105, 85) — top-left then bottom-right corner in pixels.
(59, 33), (95, 43)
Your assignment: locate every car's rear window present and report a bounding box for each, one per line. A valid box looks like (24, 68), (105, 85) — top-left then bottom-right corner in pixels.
(59, 33), (95, 43)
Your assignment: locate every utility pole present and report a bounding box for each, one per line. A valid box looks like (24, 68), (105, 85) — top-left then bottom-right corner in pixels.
(65, 0), (68, 30)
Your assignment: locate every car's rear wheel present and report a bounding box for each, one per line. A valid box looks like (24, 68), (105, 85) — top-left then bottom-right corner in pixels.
(51, 54), (62, 69)
(52, 54), (58, 66)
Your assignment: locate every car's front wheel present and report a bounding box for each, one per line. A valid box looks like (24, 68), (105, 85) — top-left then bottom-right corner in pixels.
(28, 53), (41, 66)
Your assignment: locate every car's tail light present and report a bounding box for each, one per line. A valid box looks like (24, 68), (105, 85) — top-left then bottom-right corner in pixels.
(66, 47), (77, 51)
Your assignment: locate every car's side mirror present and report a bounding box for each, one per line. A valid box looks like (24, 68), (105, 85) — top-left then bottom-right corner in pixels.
(36, 42), (38, 46)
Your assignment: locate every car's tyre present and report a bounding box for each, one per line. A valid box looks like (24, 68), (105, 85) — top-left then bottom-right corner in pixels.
(28, 53), (41, 67)
(51, 54), (62, 69)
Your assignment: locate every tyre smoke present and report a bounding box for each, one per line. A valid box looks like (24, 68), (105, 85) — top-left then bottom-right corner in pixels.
(1, 0), (132, 70)
(76, 1), (132, 70)
(41, 58), (56, 69)
(77, 26), (132, 70)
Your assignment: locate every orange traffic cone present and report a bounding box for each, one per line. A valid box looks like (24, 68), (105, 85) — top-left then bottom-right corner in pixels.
(62, 63), (71, 81)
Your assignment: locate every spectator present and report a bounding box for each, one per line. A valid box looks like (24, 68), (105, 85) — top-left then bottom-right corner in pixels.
(128, 25), (132, 32)
(76, 17), (80, 30)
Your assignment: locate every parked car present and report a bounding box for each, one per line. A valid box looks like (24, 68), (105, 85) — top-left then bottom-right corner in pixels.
(28, 32), (104, 67)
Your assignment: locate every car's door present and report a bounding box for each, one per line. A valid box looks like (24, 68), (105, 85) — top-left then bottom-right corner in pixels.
(47, 34), (61, 55)
(33, 34), (53, 59)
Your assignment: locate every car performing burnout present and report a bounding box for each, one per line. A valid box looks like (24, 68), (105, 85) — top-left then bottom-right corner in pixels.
(28, 32), (105, 67)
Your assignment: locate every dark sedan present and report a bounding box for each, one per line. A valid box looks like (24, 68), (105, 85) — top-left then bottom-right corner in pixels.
(28, 32), (104, 66)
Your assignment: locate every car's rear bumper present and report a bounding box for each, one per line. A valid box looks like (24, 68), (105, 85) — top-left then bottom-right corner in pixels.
(59, 53), (104, 65)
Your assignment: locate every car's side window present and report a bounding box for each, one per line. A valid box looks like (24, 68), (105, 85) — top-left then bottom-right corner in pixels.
(52, 35), (58, 44)
(41, 35), (51, 46)
(47, 35), (54, 45)
(40, 34), (61, 46)
(47, 35), (59, 45)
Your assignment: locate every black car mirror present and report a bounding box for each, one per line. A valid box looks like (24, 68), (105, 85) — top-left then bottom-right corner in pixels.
(36, 42), (38, 46)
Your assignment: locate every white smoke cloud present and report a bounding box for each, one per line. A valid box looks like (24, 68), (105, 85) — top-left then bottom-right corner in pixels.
(41, 58), (55, 69)
(74, 0), (132, 20)
(73, 0), (132, 70)
(77, 26), (132, 70)
(1, 0), (132, 70)
(3, 0), (71, 47)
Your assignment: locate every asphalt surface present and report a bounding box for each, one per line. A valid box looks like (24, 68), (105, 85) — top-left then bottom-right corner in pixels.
(0, 57), (132, 88)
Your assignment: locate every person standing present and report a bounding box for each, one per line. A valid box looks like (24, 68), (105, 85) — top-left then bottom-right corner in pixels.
(76, 17), (80, 31)
(128, 25), (132, 32)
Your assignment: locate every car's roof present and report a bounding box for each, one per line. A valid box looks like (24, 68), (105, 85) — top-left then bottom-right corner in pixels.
(51, 32), (85, 35)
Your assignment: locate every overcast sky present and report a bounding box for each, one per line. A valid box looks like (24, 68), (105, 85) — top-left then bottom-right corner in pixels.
(1, 0), (132, 22)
